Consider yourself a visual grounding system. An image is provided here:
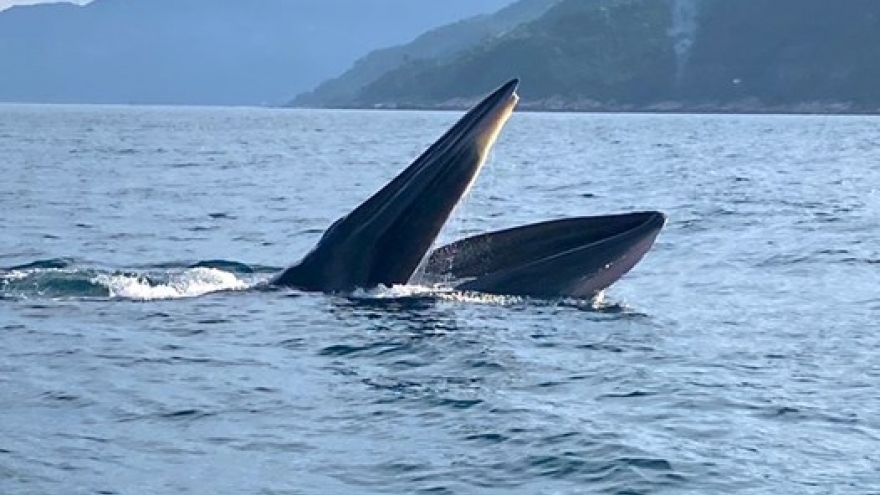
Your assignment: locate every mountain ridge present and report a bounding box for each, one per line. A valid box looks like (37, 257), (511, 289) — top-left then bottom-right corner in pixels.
(291, 0), (559, 108)
(298, 0), (880, 114)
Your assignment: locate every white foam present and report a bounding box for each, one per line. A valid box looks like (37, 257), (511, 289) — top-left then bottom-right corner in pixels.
(436, 290), (522, 305)
(94, 267), (249, 301)
(360, 284), (609, 307)
(351, 283), (523, 305)
(2, 270), (30, 281)
(350, 283), (451, 300)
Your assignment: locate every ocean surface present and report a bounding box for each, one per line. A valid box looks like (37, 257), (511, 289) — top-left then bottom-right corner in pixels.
(1, 103), (878, 495)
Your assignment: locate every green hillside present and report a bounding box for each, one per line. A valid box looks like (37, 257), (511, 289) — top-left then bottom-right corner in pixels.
(291, 0), (559, 107)
(303, 0), (880, 113)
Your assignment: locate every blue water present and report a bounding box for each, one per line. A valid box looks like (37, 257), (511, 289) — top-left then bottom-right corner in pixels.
(1, 104), (878, 495)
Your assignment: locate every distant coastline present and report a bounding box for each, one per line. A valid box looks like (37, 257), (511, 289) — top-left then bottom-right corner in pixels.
(3, 99), (877, 116)
(288, 99), (880, 116)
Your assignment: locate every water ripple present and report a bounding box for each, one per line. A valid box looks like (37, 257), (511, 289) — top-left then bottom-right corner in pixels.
(1, 108), (878, 495)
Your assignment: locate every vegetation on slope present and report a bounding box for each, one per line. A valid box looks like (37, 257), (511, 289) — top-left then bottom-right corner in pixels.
(304, 0), (880, 113)
(292, 0), (559, 107)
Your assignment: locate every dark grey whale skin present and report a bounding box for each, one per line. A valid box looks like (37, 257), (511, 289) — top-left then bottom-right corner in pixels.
(270, 79), (520, 292)
(423, 211), (666, 298)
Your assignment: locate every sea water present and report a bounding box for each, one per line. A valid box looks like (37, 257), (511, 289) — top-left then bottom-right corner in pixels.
(1, 104), (878, 494)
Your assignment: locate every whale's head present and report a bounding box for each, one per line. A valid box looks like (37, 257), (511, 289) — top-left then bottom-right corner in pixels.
(272, 79), (520, 292)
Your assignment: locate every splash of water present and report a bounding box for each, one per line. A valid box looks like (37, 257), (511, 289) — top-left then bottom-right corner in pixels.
(352, 284), (616, 309)
(350, 284), (452, 300)
(94, 267), (249, 301)
(3, 264), (612, 308)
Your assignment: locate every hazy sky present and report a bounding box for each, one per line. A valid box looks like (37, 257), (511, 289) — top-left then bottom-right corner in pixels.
(0, 0), (89, 11)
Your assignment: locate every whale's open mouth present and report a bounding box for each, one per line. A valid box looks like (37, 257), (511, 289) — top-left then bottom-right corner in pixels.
(270, 79), (666, 299)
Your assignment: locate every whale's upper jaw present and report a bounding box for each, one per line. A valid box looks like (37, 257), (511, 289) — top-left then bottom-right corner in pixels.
(271, 79), (520, 292)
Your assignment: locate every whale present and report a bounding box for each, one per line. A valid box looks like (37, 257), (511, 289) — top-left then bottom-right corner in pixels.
(420, 211), (666, 298)
(270, 78), (666, 298)
(270, 79), (520, 292)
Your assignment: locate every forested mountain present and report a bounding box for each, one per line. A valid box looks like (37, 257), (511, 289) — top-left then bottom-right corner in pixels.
(292, 0), (559, 107)
(304, 0), (880, 113)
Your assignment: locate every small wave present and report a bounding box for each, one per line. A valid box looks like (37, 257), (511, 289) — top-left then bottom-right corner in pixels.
(189, 259), (259, 274)
(1, 264), (252, 301)
(94, 267), (249, 301)
(1, 267), (108, 298)
(4, 258), (74, 271)
(140, 259), (279, 274)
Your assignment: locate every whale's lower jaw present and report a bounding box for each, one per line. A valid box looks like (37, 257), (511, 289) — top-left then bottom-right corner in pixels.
(424, 212), (666, 299)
